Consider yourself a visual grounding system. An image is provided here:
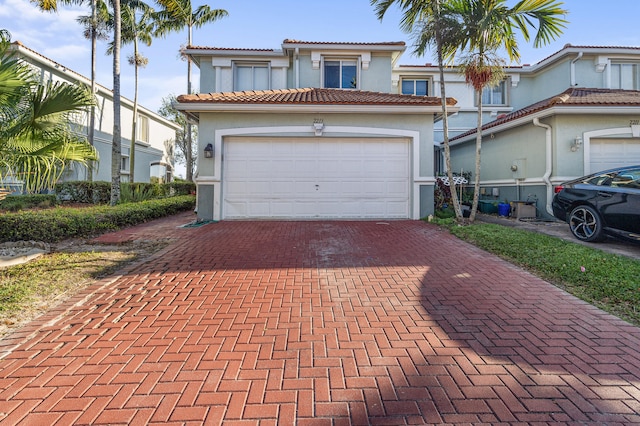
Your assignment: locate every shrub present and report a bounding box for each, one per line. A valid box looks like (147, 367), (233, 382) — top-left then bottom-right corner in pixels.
(0, 194), (59, 211)
(55, 181), (111, 204)
(0, 195), (196, 243)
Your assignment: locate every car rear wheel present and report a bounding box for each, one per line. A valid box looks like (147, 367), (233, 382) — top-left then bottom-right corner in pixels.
(569, 205), (605, 242)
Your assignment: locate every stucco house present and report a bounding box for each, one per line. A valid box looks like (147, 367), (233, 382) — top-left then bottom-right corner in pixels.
(176, 40), (640, 222)
(11, 41), (180, 185)
(176, 41), (457, 221)
(443, 46), (640, 218)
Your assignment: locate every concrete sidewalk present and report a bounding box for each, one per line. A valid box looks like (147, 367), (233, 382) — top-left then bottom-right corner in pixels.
(1, 216), (639, 424)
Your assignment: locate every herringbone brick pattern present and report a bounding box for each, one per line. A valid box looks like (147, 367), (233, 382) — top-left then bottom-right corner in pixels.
(1, 218), (640, 425)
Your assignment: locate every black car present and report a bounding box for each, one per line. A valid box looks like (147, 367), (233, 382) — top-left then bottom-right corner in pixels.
(552, 165), (640, 242)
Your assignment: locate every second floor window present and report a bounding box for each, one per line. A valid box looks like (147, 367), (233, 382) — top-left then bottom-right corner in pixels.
(234, 63), (270, 91)
(611, 62), (640, 90)
(481, 80), (507, 105)
(324, 59), (358, 89)
(401, 79), (429, 96)
(137, 115), (149, 143)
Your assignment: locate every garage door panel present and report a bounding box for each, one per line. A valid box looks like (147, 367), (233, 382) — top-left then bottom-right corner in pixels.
(223, 137), (410, 219)
(591, 139), (640, 172)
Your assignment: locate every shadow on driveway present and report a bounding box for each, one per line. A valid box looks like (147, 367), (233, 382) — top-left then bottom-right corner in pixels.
(1, 219), (639, 424)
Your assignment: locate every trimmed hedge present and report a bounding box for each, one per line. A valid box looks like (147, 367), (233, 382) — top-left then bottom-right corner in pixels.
(54, 181), (196, 204)
(0, 195), (196, 243)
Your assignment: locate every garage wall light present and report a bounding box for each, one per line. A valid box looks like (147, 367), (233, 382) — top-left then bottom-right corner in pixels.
(204, 143), (214, 158)
(313, 119), (324, 136)
(571, 136), (582, 152)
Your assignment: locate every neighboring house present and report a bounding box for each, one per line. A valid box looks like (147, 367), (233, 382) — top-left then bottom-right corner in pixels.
(441, 46), (640, 218)
(176, 40), (640, 222)
(11, 41), (180, 185)
(177, 41), (457, 221)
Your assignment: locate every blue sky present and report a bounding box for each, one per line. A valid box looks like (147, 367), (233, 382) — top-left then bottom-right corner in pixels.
(1, 0), (639, 113)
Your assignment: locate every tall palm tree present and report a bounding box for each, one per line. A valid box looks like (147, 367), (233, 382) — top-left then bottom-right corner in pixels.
(153, 0), (227, 182)
(77, 0), (110, 182)
(111, 0), (123, 205)
(371, 0), (467, 220)
(444, 0), (567, 222)
(0, 33), (98, 193)
(104, 0), (154, 183)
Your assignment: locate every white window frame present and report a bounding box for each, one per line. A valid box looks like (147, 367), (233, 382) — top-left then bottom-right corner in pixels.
(479, 80), (508, 106)
(400, 77), (431, 96)
(322, 57), (359, 89)
(137, 114), (149, 143)
(610, 61), (640, 90)
(233, 62), (271, 91)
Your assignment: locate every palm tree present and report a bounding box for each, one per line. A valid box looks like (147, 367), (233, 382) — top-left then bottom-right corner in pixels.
(0, 33), (98, 193)
(111, 0), (123, 205)
(445, 0), (567, 222)
(104, 0), (154, 183)
(77, 0), (110, 182)
(371, 0), (467, 220)
(153, 0), (227, 182)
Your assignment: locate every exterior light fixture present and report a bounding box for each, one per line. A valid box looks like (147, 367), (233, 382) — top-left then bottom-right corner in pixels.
(313, 119), (324, 136)
(204, 143), (214, 158)
(571, 136), (583, 152)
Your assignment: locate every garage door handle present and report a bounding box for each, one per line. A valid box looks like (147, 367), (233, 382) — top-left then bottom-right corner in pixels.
(315, 185), (319, 191)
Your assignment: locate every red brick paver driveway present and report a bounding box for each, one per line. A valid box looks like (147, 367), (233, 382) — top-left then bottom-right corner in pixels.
(1, 216), (640, 425)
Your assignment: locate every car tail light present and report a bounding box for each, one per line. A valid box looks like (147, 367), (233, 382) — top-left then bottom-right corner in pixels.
(554, 185), (565, 194)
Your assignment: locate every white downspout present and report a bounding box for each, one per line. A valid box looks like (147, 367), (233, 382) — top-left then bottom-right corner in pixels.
(533, 118), (554, 215)
(570, 52), (583, 86)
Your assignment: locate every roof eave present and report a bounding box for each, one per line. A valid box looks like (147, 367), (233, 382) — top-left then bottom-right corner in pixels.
(448, 105), (640, 145)
(174, 102), (457, 116)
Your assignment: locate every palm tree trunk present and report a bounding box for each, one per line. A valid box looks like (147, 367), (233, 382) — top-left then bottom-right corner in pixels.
(469, 90), (483, 222)
(110, 0), (122, 206)
(434, 0), (463, 221)
(87, 0), (97, 182)
(130, 36), (139, 183)
(186, 24), (193, 182)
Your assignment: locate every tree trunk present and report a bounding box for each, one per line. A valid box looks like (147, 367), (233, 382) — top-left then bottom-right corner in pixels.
(434, 0), (463, 221)
(87, 0), (97, 182)
(110, 0), (122, 206)
(185, 24), (193, 182)
(130, 36), (139, 183)
(469, 90), (483, 222)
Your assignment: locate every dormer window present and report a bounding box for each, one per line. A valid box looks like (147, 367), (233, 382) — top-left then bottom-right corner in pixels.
(323, 59), (358, 89)
(233, 62), (270, 91)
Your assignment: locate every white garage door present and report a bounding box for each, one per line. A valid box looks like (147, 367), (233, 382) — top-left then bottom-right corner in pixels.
(590, 138), (640, 172)
(222, 137), (410, 219)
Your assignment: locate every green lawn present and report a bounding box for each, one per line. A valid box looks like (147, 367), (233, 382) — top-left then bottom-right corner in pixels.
(441, 220), (640, 326)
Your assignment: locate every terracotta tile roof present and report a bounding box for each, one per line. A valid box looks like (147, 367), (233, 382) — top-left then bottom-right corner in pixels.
(450, 87), (640, 141)
(177, 87), (456, 106)
(282, 40), (406, 47)
(186, 45), (277, 52)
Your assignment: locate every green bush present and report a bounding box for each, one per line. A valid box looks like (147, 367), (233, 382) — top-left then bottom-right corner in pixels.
(54, 181), (196, 203)
(0, 194), (59, 211)
(55, 181), (112, 204)
(0, 195), (196, 243)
